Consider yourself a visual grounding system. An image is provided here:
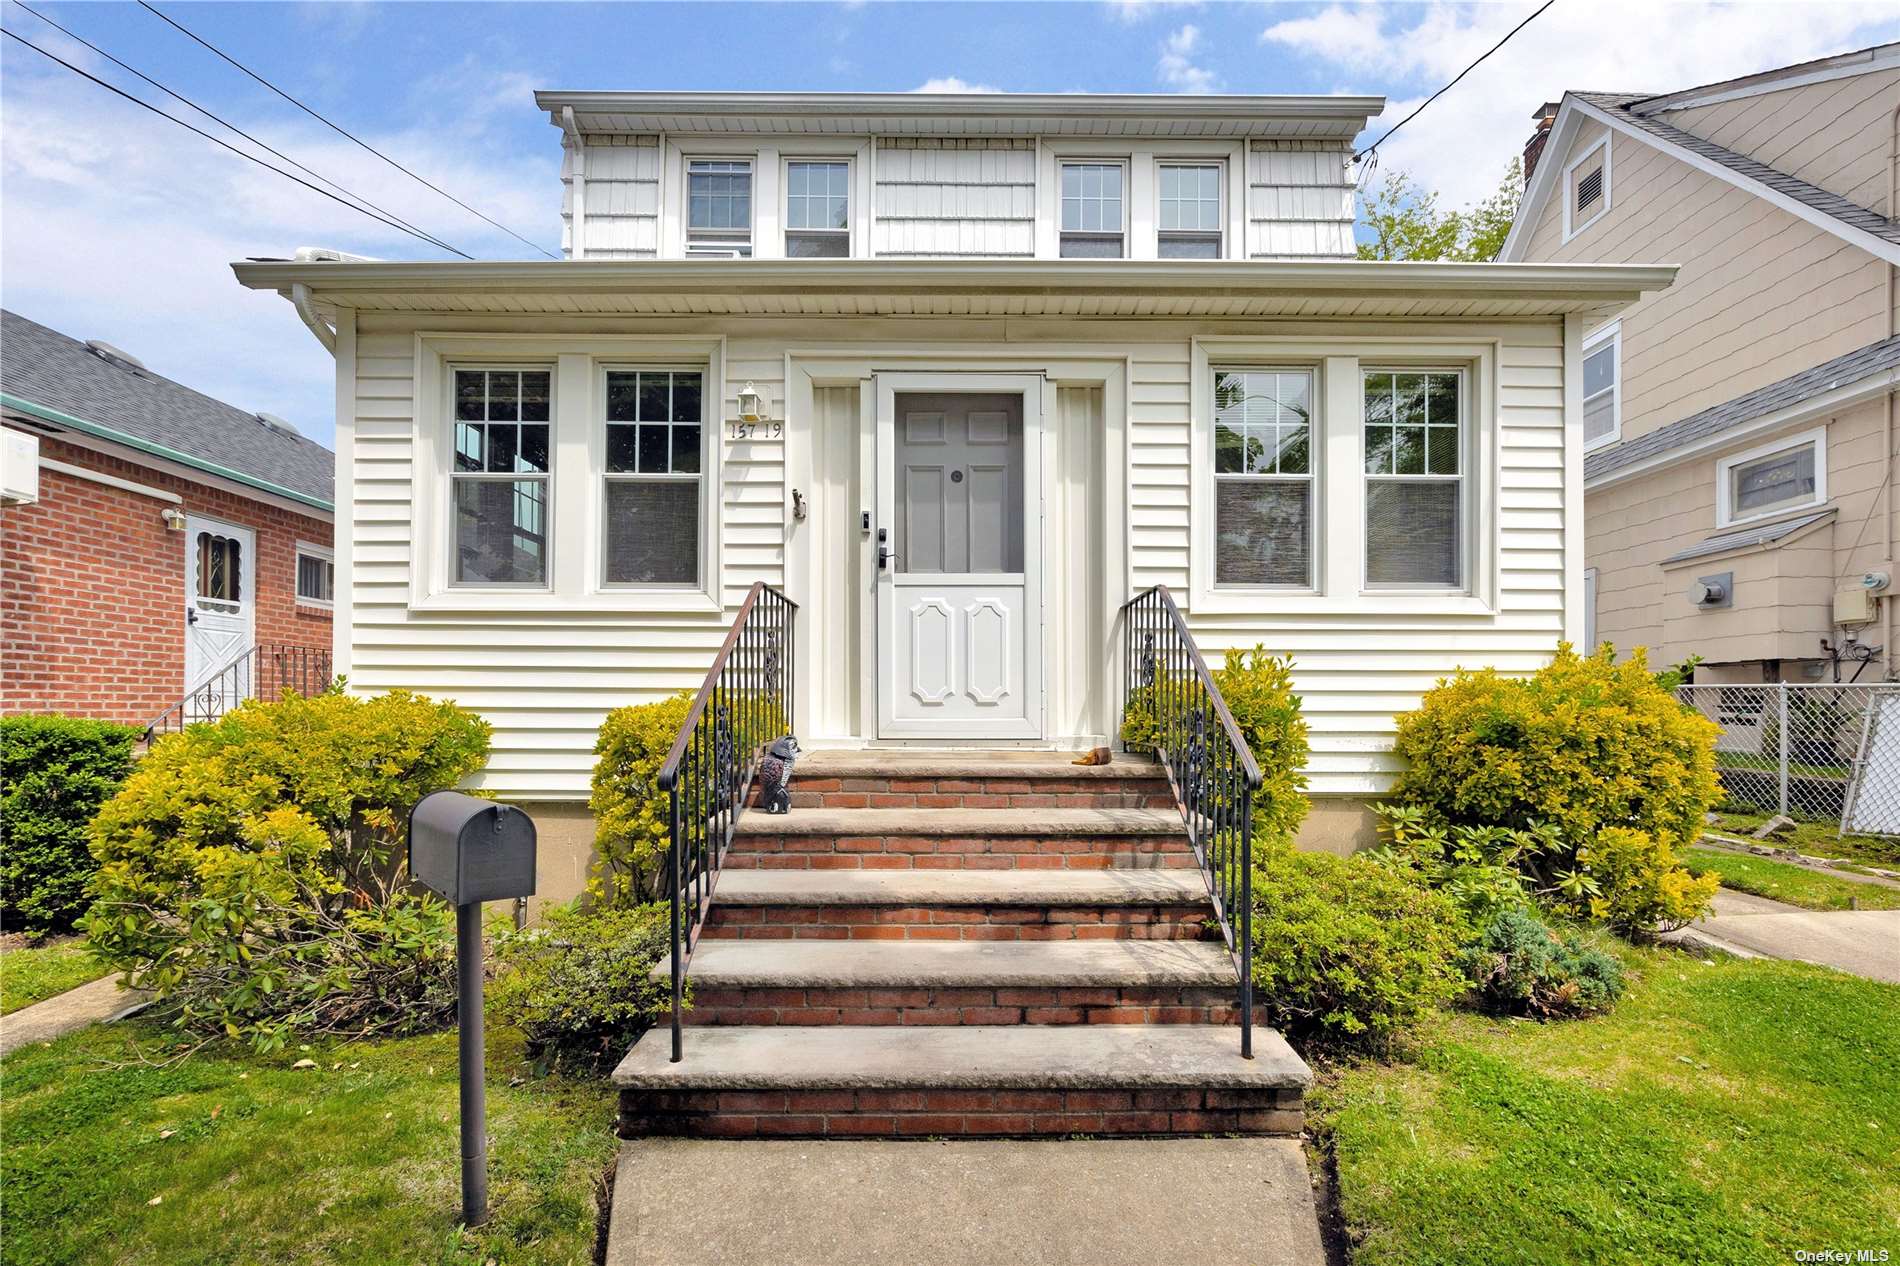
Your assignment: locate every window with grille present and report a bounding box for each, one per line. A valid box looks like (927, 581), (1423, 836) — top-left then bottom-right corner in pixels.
(786, 160), (849, 258)
(1213, 368), (1314, 587)
(604, 369), (704, 586)
(195, 531), (242, 610)
(1159, 164), (1222, 259)
(452, 368), (552, 586)
(687, 159), (753, 256)
(1059, 162), (1125, 258)
(1364, 369), (1465, 588)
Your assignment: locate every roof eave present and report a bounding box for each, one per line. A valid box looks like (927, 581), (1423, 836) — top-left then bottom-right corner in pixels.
(533, 89), (1385, 121)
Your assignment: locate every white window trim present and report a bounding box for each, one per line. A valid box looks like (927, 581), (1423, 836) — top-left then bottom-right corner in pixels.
(295, 540), (335, 610)
(1581, 319), (1621, 452)
(684, 155), (758, 257)
(597, 363), (715, 592)
(1715, 425), (1828, 529)
(1361, 364), (1473, 594)
(1056, 156), (1130, 259)
(1209, 364), (1320, 592)
(782, 156), (853, 258)
(1189, 336), (1498, 616)
(1561, 133), (1611, 242)
(412, 333), (726, 614)
(1583, 566), (1598, 651)
(1157, 160), (1225, 259)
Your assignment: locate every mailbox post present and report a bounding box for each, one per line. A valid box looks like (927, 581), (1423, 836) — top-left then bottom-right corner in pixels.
(408, 791), (538, 1228)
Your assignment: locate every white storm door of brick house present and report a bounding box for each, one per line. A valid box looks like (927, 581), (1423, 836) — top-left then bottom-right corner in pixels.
(183, 515), (256, 701)
(874, 375), (1044, 740)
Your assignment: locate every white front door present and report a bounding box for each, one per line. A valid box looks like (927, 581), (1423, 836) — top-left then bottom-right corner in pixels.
(875, 375), (1043, 739)
(183, 515), (256, 702)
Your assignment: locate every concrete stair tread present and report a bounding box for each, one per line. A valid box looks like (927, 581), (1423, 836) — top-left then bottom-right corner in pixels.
(663, 939), (1237, 988)
(795, 751), (1165, 780)
(736, 807), (1186, 837)
(711, 869), (1212, 907)
(615, 1024), (1310, 1091)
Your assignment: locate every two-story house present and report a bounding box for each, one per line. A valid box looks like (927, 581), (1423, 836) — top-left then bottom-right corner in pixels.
(1501, 45), (1899, 687)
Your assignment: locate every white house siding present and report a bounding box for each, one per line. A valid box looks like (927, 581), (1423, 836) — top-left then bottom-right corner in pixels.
(564, 136), (661, 259)
(871, 139), (1037, 258)
(343, 315), (1572, 803)
(1247, 142), (1356, 259)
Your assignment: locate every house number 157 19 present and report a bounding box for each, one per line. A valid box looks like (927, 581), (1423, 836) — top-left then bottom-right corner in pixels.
(727, 420), (783, 440)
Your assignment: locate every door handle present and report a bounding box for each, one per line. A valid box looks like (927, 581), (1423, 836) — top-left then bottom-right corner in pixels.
(187, 607), (199, 625)
(878, 546), (900, 571)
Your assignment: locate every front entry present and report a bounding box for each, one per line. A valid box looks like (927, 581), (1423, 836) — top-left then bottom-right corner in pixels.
(183, 514), (255, 702)
(875, 375), (1043, 739)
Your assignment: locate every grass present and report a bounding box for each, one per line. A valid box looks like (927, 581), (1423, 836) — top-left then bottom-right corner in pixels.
(1708, 808), (1900, 867)
(1684, 847), (1900, 912)
(0, 937), (111, 1014)
(1714, 751), (1849, 779)
(1310, 949), (1900, 1266)
(0, 1019), (618, 1266)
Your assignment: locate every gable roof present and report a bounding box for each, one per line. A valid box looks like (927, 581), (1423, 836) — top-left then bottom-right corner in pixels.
(1585, 333), (1900, 485)
(0, 310), (333, 510)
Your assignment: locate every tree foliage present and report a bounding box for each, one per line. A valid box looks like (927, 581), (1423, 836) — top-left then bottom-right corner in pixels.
(1357, 159), (1522, 262)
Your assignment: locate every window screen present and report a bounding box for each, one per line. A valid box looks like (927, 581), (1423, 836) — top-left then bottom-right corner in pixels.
(1060, 162), (1124, 258)
(296, 551), (334, 604)
(604, 369), (703, 585)
(1213, 369), (1313, 586)
(1364, 370), (1463, 587)
(1583, 336), (1617, 445)
(688, 160), (753, 255)
(1159, 164), (1221, 259)
(786, 161), (849, 257)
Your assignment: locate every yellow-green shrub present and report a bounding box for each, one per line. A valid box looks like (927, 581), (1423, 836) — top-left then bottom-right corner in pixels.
(589, 692), (694, 906)
(1578, 827), (1719, 934)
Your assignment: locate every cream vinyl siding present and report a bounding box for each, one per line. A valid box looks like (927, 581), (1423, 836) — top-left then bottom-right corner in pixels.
(342, 315), (1574, 800)
(872, 139), (1037, 258)
(564, 136), (661, 259)
(1520, 125), (1889, 445)
(1652, 66), (1900, 214)
(1247, 142), (1356, 259)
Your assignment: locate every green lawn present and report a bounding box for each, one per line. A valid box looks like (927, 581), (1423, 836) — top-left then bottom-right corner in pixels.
(1311, 951), (1900, 1266)
(1, 1020), (618, 1266)
(1685, 847), (1900, 912)
(1714, 750), (1849, 779)
(0, 938), (111, 1014)
(1708, 809), (1900, 867)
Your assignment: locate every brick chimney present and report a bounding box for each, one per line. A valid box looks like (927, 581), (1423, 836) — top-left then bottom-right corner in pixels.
(1522, 102), (1560, 185)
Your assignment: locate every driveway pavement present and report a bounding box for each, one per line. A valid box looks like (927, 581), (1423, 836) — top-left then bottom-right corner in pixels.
(1672, 889), (1900, 983)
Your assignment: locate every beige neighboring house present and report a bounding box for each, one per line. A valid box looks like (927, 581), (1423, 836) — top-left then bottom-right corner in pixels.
(1501, 44), (1900, 685)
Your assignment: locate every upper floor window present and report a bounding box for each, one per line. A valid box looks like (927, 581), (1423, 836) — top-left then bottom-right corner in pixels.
(453, 368), (552, 586)
(1159, 163), (1222, 259)
(1364, 369), (1464, 589)
(786, 160), (850, 258)
(1717, 427), (1826, 527)
(1059, 161), (1124, 258)
(604, 369), (705, 586)
(687, 159), (753, 256)
(296, 544), (335, 607)
(1213, 368), (1314, 587)
(1582, 323), (1619, 449)
(1563, 136), (1609, 240)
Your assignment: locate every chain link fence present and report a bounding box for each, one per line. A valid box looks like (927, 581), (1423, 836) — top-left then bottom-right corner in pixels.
(1676, 684), (1900, 834)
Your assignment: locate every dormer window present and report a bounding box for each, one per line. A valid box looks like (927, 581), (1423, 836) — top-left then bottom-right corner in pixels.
(1158, 163), (1223, 259)
(687, 159), (753, 257)
(1562, 136), (1609, 241)
(1059, 161), (1125, 258)
(786, 160), (850, 258)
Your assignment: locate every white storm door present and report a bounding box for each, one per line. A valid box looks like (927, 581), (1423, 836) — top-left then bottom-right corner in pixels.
(875, 376), (1043, 739)
(183, 515), (256, 704)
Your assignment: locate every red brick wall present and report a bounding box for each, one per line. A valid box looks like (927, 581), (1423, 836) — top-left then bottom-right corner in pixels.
(0, 436), (333, 725)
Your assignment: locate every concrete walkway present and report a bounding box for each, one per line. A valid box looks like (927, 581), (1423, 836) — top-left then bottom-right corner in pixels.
(1671, 889), (1900, 983)
(608, 1138), (1327, 1266)
(0, 976), (147, 1057)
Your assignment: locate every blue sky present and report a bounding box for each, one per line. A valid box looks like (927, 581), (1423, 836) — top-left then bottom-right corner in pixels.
(5, 1), (1899, 447)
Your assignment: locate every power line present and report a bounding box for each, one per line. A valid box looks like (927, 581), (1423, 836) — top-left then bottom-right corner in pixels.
(0, 27), (473, 255)
(1354, 0), (1558, 163)
(7, 0), (470, 259)
(138, 0), (558, 260)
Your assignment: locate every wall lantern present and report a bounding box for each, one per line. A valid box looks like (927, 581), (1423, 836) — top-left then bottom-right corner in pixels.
(737, 381), (767, 424)
(160, 507), (188, 531)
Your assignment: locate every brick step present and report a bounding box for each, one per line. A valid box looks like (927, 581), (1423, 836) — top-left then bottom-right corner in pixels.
(783, 753), (1173, 810)
(702, 870), (1215, 941)
(614, 1025), (1312, 1139)
(724, 807), (1196, 871)
(684, 983), (1239, 1026)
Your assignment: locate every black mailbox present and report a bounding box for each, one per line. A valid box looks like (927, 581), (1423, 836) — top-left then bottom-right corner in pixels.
(408, 791), (538, 906)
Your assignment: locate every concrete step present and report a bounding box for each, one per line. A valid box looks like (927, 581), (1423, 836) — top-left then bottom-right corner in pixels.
(703, 869), (1216, 941)
(725, 807), (1196, 871)
(786, 752), (1173, 810)
(614, 1025), (1310, 1138)
(667, 939), (1240, 1026)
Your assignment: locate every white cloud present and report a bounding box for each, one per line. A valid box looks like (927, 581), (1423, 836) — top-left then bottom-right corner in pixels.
(1266, 0), (1900, 209)
(1105, 0), (1201, 25)
(1158, 23), (1220, 93)
(912, 77), (1002, 94)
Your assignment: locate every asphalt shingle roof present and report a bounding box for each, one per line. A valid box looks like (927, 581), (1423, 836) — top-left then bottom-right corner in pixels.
(0, 310), (334, 507)
(1585, 334), (1900, 482)
(1660, 508), (1835, 567)
(1575, 91), (1900, 249)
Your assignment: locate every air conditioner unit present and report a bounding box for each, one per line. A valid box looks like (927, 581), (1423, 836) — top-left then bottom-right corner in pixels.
(2, 427), (40, 505)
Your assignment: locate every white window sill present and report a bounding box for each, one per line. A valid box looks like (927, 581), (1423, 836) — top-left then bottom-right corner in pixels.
(410, 589), (724, 616)
(1714, 499), (1831, 533)
(1583, 432), (1620, 453)
(295, 599), (334, 612)
(1185, 590), (1496, 618)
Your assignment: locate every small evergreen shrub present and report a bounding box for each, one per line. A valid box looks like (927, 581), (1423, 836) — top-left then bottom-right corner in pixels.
(1367, 803), (1540, 924)
(1, 715), (139, 932)
(1250, 845), (1466, 1051)
(490, 901), (673, 1071)
(85, 689), (490, 1050)
(1388, 644), (1721, 933)
(1459, 906), (1625, 1019)
(590, 692), (695, 906)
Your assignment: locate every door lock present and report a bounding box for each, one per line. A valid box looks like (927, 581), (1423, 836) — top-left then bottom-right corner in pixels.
(876, 527), (899, 572)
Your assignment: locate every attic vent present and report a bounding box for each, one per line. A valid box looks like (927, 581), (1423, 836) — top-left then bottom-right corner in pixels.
(1575, 164), (1603, 213)
(85, 339), (146, 371)
(254, 412), (300, 437)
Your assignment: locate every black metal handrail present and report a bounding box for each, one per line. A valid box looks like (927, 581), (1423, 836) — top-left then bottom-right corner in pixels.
(658, 581), (797, 1061)
(143, 643), (334, 743)
(1121, 585), (1260, 1059)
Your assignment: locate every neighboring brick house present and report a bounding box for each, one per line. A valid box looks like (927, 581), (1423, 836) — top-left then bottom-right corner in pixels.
(0, 310), (335, 728)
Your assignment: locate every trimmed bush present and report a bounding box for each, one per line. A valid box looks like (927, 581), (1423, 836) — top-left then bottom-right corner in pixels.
(1459, 906), (1625, 1019)
(590, 692), (695, 906)
(1, 715), (139, 932)
(1388, 644), (1721, 933)
(1250, 844), (1467, 1051)
(490, 901), (673, 1071)
(85, 689), (490, 1051)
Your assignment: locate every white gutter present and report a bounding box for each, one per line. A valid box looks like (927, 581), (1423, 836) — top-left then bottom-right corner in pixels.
(290, 282), (337, 356)
(561, 105), (586, 261)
